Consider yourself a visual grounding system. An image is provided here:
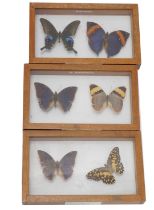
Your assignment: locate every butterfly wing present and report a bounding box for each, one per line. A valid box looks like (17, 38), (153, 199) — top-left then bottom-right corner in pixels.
(34, 82), (54, 111)
(61, 20), (80, 53)
(106, 147), (124, 175)
(37, 150), (57, 180)
(87, 22), (106, 55)
(59, 151), (77, 179)
(105, 30), (130, 57)
(40, 18), (59, 50)
(108, 86), (126, 112)
(57, 86), (77, 112)
(90, 84), (107, 111)
(86, 167), (115, 184)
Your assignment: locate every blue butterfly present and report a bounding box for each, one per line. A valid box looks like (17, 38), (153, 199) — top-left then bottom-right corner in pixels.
(87, 22), (130, 57)
(34, 83), (77, 112)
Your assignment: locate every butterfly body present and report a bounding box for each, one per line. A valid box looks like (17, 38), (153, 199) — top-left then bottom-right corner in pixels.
(40, 18), (80, 53)
(53, 91), (58, 107)
(38, 150), (77, 180)
(87, 22), (130, 57)
(34, 82), (77, 112)
(90, 84), (126, 112)
(86, 147), (124, 184)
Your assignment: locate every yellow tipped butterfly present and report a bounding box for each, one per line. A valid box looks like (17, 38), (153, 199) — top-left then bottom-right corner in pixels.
(90, 84), (126, 112)
(87, 22), (130, 57)
(40, 18), (80, 53)
(34, 82), (77, 112)
(38, 150), (77, 180)
(86, 147), (124, 184)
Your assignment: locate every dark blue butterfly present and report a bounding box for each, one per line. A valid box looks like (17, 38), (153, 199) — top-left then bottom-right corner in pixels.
(40, 18), (80, 54)
(87, 22), (130, 57)
(34, 83), (77, 112)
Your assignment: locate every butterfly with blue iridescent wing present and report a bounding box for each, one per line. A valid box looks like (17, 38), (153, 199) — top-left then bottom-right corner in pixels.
(87, 22), (130, 57)
(40, 18), (80, 54)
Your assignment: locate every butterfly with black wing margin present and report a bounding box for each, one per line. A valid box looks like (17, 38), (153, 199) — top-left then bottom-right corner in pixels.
(90, 84), (126, 112)
(87, 22), (130, 57)
(40, 18), (80, 54)
(38, 150), (77, 180)
(86, 147), (124, 184)
(34, 82), (77, 112)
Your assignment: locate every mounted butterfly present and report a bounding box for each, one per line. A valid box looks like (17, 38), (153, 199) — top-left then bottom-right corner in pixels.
(90, 84), (126, 112)
(34, 82), (77, 112)
(40, 18), (80, 53)
(38, 150), (77, 180)
(87, 22), (130, 57)
(86, 147), (124, 184)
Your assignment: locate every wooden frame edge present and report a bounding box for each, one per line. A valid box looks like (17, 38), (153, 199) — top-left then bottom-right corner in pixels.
(22, 131), (30, 204)
(134, 131), (146, 203)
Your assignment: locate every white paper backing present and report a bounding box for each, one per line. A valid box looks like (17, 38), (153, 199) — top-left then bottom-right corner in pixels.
(30, 72), (132, 124)
(29, 138), (136, 195)
(35, 13), (133, 58)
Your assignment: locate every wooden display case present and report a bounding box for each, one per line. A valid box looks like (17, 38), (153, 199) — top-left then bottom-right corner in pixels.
(29, 3), (141, 66)
(23, 64), (140, 131)
(22, 3), (145, 205)
(22, 130), (145, 204)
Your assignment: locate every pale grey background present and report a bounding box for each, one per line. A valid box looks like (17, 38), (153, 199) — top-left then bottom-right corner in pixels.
(35, 13), (133, 58)
(29, 138), (136, 195)
(30, 72), (132, 124)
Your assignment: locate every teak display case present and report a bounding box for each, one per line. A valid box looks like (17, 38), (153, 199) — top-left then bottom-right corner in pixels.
(22, 2), (145, 205)
(29, 3), (141, 65)
(23, 64), (140, 131)
(22, 130), (145, 204)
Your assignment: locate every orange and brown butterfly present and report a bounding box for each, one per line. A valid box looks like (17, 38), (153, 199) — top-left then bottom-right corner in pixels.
(86, 147), (124, 184)
(87, 22), (130, 57)
(89, 84), (126, 112)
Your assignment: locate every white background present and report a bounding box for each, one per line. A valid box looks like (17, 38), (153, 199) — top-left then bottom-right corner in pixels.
(0, 0), (154, 209)
(29, 139), (136, 195)
(35, 13), (132, 58)
(30, 73), (131, 124)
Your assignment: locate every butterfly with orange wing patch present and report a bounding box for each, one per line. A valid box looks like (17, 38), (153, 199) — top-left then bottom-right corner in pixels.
(87, 22), (130, 57)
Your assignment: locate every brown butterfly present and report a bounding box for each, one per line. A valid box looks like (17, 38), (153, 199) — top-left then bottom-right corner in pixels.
(34, 82), (77, 112)
(38, 150), (77, 180)
(86, 147), (124, 184)
(90, 84), (126, 112)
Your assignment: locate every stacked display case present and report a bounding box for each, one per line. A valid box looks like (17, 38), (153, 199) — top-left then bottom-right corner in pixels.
(22, 3), (145, 204)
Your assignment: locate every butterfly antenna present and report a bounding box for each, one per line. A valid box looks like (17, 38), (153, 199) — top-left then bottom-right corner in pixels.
(40, 46), (46, 51)
(72, 48), (77, 54)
